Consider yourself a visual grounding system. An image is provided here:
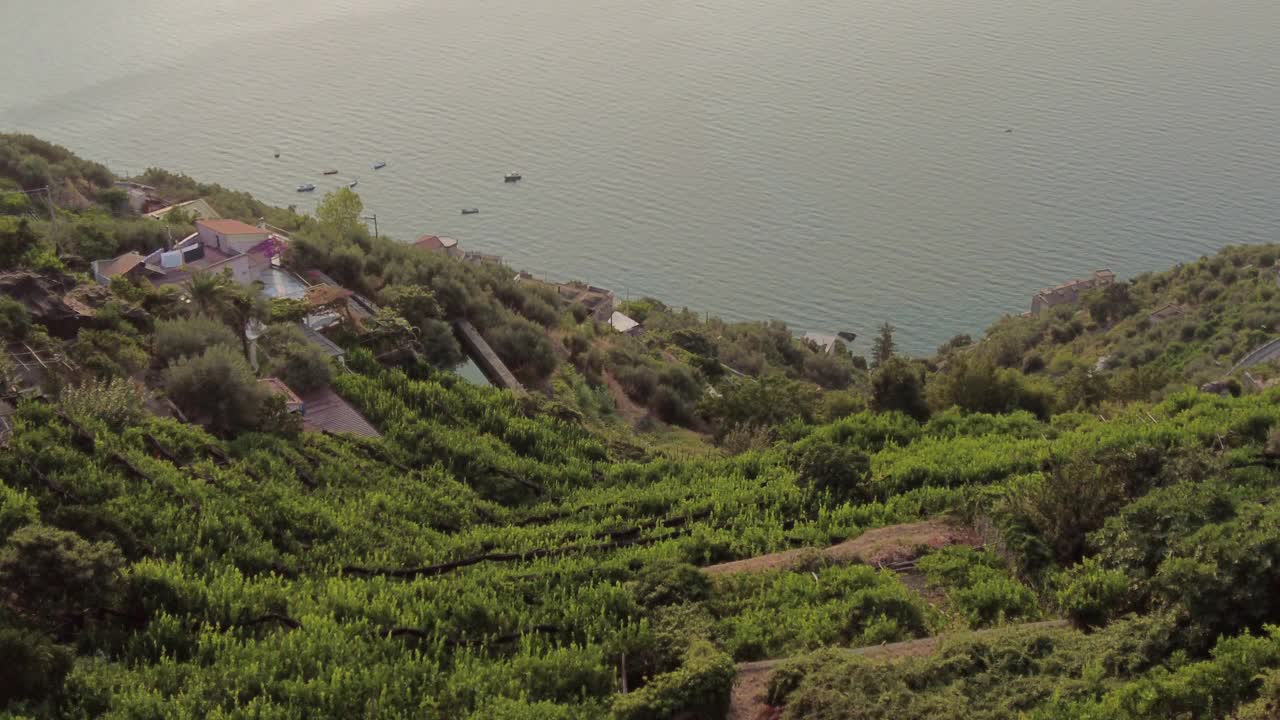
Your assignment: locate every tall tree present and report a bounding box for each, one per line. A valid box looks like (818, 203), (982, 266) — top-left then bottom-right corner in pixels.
(316, 187), (366, 238)
(871, 322), (897, 367)
(869, 357), (929, 421)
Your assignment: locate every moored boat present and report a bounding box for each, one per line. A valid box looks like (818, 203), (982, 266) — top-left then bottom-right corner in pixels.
(297, 183), (316, 192)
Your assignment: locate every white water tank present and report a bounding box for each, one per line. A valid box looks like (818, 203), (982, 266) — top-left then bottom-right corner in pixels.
(160, 250), (183, 268)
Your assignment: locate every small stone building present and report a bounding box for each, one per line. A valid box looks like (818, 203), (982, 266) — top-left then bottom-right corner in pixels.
(1030, 269), (1116, 314)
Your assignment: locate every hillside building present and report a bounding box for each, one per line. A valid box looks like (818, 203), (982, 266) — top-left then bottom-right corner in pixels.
(1030, 269), (1116, 314)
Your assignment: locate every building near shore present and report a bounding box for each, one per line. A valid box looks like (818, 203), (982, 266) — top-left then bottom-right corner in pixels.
(414, 234), (463, 258)
(610, 311), (642, 336)
(1030, 269), (1115, 314)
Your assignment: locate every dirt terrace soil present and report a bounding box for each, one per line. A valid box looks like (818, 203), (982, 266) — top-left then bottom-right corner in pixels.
(726, 620), (1069, 720)
(703, 518), (980, 576)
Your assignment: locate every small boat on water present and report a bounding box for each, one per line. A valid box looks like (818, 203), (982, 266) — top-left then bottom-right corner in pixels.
(348, 178), (359, 188)
(461, 208), (479, 215)
(504, 171), (522, 182)
(322, 169), (338, 175)
(373, 161), (387, 170)
(837, 331), (858, 343)
(296, 183), (316, 192)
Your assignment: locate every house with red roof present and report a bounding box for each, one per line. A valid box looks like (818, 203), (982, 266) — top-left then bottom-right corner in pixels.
(413, 234), (463, 258)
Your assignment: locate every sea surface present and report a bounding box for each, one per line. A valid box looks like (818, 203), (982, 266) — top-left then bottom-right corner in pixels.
(4, 0), (1279, 354)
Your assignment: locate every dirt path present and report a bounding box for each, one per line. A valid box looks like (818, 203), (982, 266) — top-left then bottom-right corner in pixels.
(602, 370), (648, 426)
(703, 518), (979, 576)
(726, 620), (1069, 720)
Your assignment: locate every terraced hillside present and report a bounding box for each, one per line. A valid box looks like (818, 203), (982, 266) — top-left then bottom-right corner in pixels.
(7, 343), (1280, 717)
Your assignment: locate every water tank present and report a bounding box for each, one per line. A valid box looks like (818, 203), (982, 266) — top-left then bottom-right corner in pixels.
(160, 250), (184, 268)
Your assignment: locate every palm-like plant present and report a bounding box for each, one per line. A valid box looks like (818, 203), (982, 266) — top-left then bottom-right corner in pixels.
(185, 271), (268, 359)
(186, 271), (236, 319)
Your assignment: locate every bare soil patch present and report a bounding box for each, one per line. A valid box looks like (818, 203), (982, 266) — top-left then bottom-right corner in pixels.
(703, 518), (979, 576)
(602, 370), (648, 426)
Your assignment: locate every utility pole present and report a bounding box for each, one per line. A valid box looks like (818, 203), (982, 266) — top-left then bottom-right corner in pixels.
(363, 214), (378, 239)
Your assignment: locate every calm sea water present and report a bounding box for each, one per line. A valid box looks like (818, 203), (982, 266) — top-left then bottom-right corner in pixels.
(4, 0), (1279, 353)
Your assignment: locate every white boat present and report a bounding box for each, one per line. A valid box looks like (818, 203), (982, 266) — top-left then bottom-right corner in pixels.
(373, 161), (387, 170)
(297, 183), (316, 192)
(348, 178), (358, 188)
(504, 171), (522, 182)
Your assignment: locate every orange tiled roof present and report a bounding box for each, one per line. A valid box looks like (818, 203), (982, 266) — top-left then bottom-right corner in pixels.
(197, 219), (267, 235)
(96, 252), (145, 278)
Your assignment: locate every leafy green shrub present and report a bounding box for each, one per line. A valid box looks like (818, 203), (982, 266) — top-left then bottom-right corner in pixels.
(382, 284), (443, 328)
(926, 354), (1055, 419)
(773, 623), (1088, 719)
(1047, 628), (1280, 720)
(703, 374), (820, 438)
(817, 391), (865, 423)
(520, 295), (559, 327)
(1056, 557), (1129, 629)
(60, 377), (148, 429)
(652, 365), (701, 425)
(610, 639), (734, 720)
(164, 345), (269, 433)
(1232, 668), (1280, 720)
(487, 315), (557, 383)
(632, 561), (711, 608)
(709, 565), (928, 660)
(153, 315), (239, 364)
(464, 698), (601, 720)
(420, 318), (465, 370)
(790, 438), (872, 502)
(918, 547), (1039, 628)
(803, 352), (852, 390)
(262, 329), (332, 393)
(950, 575), (1039, 628)
(0, 485), (39, 542)
(615, 362), (657, 403)
(0, 296), (30, 340)
(70, 328), (149, 378)
(1004, 452), (1129, 566)
(0, 524), (123, 633)
(671, 329), (718, 359)
(268, 297), (310, 323)
(0, 627), (75, 708)
(870, 357), (929, 421)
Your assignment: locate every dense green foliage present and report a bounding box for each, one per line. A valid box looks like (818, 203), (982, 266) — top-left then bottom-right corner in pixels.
(6, 136), (1280, 719)
(5, 357), (1278, 716)
(973, 243), (1280, 405)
